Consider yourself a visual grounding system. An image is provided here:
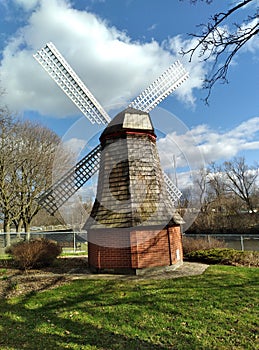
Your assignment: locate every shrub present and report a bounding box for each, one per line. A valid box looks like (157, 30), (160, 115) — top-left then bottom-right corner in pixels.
(6, 238), (62, 270)
(185, 248), (259, 267)
(182, 236), (225, 255)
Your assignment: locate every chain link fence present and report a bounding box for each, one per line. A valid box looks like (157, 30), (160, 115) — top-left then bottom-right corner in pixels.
(0, 231), (88, 255)
(185, 233), (259, 252)
(1, 231), (258, 255)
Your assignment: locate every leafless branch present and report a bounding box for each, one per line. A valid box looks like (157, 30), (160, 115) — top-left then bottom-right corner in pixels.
(181, 0), (259, 103)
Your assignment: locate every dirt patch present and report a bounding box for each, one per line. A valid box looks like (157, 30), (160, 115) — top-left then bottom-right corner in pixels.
(0, 256), (89, 298)
(0, 257), (209, 298)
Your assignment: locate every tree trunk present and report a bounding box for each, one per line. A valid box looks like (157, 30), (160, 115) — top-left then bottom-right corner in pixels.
(24, 221), (31, 240)
(3, 221), (11, 247)
(13, 218), (21, 232)
(4, 233), (11, 247)
(3, 221), (10, 232)
(16, 219), (23, 238)
(18, 218), (23, 231)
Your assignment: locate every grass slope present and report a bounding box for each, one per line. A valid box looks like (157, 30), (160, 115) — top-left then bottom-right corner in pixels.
(0, 265), (258, 350)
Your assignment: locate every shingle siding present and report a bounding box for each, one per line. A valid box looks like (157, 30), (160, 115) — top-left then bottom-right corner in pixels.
(85, 108), (183, 273)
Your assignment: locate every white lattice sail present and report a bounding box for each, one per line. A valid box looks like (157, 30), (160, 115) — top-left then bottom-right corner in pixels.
(129, 60), (189, 112)
(33, 42), (110, 125)
(34, 43), (188, 213)
(38, 145), (102, 215)
(163, 172), (182, 204)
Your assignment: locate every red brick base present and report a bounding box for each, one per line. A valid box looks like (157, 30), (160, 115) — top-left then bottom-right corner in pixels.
(88, 225), (183, 273)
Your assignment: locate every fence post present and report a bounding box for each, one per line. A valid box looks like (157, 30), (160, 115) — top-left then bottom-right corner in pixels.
(73, 231), (76, 253)
(240, 236), (244, 251)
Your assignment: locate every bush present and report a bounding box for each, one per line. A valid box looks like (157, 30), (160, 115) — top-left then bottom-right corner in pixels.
(6, 238), (62, 270)
(185, 248), (259, 267)
(182, 236), (226, 255)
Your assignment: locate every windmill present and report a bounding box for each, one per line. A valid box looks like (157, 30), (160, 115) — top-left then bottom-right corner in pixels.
(34, 42), (189, 273)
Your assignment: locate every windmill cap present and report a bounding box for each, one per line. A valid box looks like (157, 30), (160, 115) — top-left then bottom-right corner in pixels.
(100, 107), (156, 142)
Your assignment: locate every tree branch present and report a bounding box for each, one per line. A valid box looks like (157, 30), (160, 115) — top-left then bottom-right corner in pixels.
(181, 0), (258, 103)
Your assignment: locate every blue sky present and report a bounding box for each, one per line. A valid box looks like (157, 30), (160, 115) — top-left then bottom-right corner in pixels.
(0, 0), (258, 174)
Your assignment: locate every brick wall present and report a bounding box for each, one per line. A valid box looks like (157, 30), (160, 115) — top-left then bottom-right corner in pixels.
(130, 226), (183, 269)
(168, 226), (183, 264)
(88, 229), (132, 270)
(88, 225), (183, 273)
(88, 242), (132, 269)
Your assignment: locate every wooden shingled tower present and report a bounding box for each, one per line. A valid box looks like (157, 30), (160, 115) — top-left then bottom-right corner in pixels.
(84, 107), (184, 273)
(34, 42), (189, 274)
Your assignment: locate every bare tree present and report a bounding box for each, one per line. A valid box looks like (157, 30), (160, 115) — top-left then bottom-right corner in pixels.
(223, 157), (258, 213)
(14, 120), (61, 235)
(206, 162), (245, 232)
(0, 111), (22, 244)
(182, 0), (259, 102)
(31, 208), (64, 228)
(187, 157), (258, 233)
(0, 110), (62, 241)
(193, 167), (208, 210)
(206, 162), (227, 210)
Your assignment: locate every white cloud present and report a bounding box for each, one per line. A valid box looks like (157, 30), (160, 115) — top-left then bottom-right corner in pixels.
(148, 23), (157, 31)
(227, 117), (259, 140)
(157, 117), (259, 172)
(239, 18), (259, 53)
(0, 0), (207, 118)
(166, 35), (209, 105)
(62, 137), (86, 155)
(232, 0), (259, 9)
(13, 0), (40, 11)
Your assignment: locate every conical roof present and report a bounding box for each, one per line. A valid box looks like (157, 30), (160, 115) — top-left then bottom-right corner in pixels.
(100, 107), (155, 142)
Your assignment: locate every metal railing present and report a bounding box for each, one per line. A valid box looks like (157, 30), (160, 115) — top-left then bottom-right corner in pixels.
(0, 231), (88, 254)
(184, 233), (259, 252)
(1, 231), (258, 255)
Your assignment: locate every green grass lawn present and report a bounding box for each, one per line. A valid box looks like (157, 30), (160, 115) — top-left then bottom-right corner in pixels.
(0, 265), (258, 350)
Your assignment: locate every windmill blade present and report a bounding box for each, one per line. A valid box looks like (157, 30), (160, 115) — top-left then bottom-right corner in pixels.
(33, 42), (110, 125)
(163, 172), (182, 205)
(38, 144), (101, 215)
(129, 60), (189, 113)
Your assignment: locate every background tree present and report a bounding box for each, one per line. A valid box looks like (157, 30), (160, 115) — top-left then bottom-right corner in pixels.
(193, 167), (208, 211)
(206, 162), (227, 212)
(0, 109), (63, 242)
(182, 0), (259, 102)
(0, 110), (21, 244)
(31, 208), (64, 228)
(186, 156), (258, 234)
(14, 120), (61, 235)
(223, 157), (258, 213)
(206, 162), (247, 232)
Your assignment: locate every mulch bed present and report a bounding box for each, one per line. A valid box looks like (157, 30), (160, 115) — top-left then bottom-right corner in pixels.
(0, 256), (89, 298)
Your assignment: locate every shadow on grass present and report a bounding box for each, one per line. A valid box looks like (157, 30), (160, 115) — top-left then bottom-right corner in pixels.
(0, 265), (258, 350)
(0, 280), (176, 350)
